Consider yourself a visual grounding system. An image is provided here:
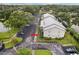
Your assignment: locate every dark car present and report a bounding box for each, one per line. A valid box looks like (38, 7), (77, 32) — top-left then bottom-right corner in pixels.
(62, 46), (78, 55)
(0, 42), (4, 51)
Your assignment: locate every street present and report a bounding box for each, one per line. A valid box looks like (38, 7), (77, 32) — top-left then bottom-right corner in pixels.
(0, 15), (39, 55)
(0, 15), (65, 55)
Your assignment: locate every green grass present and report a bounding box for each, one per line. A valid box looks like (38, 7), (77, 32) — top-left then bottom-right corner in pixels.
(4, 40), (14, 48)
(35, 50), (52, 55)
(16, 48), (32, 55)
(52, 33), (79, 45)
(4, 37), (22, 48)
(0, 29), (17, 41)
(0, 28), (23, 49)
(38, 32), (79, 50)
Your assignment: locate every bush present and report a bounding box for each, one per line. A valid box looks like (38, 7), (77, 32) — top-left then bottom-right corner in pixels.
(44, 37), (52, 40)
(68, 28), (79, 42)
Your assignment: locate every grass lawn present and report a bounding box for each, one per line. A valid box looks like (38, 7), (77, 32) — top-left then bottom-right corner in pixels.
(35, 50), (52, 55)
(0, 29), (17, 42)
(16, 48), (32, 55)
(0, 28), (23, 48)
(37, 32), (79, 50)
(52, 33), (79, 45)
(4, 37), (22, 48)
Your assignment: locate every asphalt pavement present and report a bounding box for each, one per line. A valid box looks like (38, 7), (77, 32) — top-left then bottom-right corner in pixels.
(0, 15), (66, 55)
(0, 15), (39, 55)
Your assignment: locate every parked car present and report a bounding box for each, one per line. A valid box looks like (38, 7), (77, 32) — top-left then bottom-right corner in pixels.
(0, 42), (4, 51)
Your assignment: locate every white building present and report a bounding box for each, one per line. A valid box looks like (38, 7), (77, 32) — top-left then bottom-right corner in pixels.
(40, 13), (66, 38)
(0, 22), (10, 32)
(71, 24), (79, 33)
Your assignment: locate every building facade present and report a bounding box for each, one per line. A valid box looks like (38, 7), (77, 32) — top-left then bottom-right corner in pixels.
(40, 13), (66, 38)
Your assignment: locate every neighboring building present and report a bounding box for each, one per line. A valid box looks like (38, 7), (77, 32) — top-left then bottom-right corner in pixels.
(40, 13), (66, 38)
(0, 22), (10, 32)
(71, 24), (79, 33)
(69, 12), (78, 17)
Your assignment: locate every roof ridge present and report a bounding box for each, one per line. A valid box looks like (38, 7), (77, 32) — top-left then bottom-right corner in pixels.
(43, 23), (66, 30)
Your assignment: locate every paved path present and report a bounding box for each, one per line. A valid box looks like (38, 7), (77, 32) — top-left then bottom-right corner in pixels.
(3, 34), (16, 44)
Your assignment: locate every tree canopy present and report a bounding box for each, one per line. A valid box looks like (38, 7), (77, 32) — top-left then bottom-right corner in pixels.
(4, 10), (34, 29)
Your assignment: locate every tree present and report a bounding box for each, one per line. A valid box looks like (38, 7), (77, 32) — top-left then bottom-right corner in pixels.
(4, 10), (34, 29)
(72, 17), (79, 26)
(23, 5), (40, 15)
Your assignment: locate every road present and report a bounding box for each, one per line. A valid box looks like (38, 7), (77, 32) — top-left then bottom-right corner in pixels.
(31, 43), (65, 55)
(0, 15), (40, 55)
(16, 24), (36, 49)
(49, 43), (65, 55)
(0, 14), (66, 55)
